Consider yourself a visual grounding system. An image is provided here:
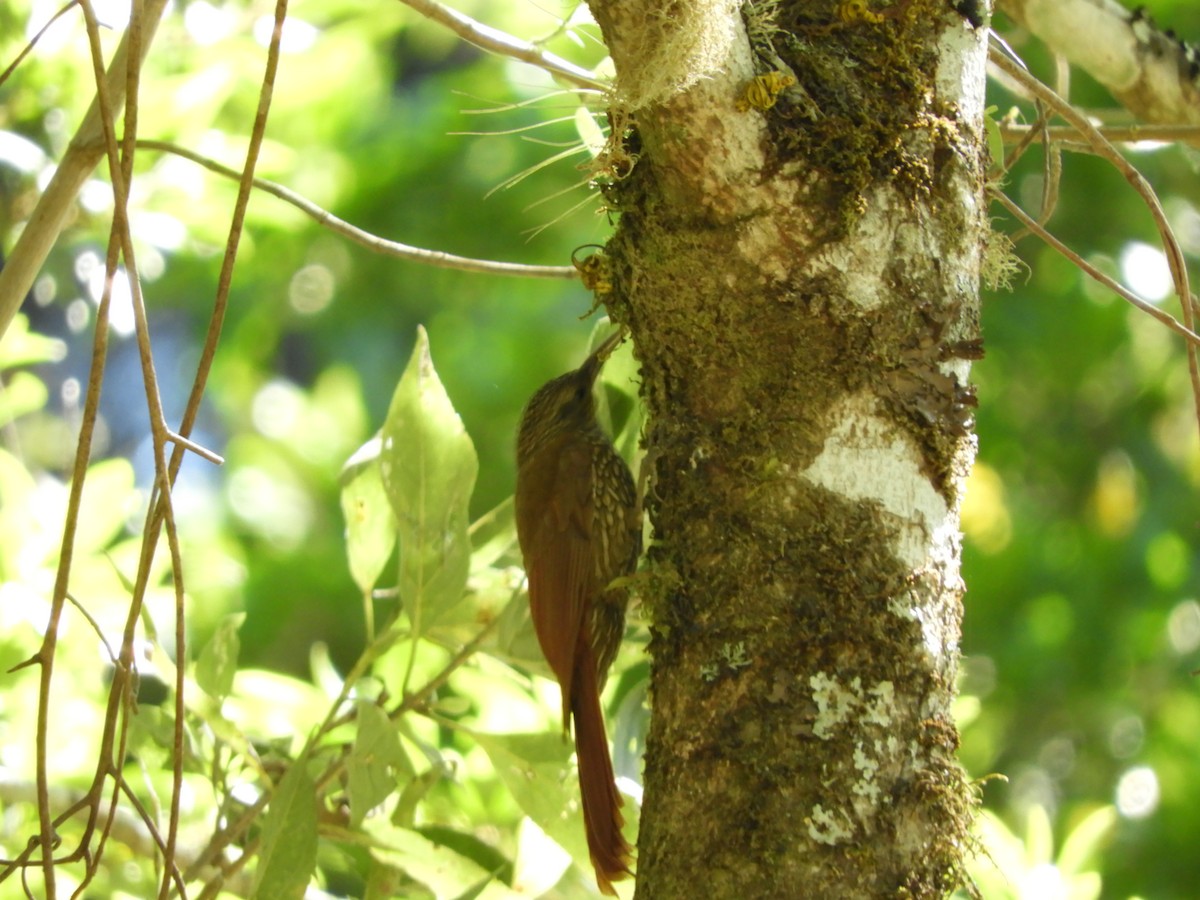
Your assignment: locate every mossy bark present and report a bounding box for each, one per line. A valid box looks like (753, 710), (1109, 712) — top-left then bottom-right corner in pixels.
(587, 1), (990, 896)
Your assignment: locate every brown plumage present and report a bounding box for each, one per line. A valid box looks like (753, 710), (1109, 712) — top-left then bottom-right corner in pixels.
(515, 330), (638, 895)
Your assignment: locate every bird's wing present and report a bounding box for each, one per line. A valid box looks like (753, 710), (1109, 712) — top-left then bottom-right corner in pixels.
(522, 440), (595, 730)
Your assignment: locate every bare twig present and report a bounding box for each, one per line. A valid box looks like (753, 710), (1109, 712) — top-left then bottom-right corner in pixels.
(989, 41), (1200, 439)
(398, 0), (608, 92)
(0, 0), (171, 344)
(135, 140), (578, 280)
(118, 778), (187, 897)
(185, 610), (504, 884)
(997, 122), (1200, 149)
(992, 188), (1200, 347)
(0, 1), (79, 89)
(28, 0), (158, 883)
(165, 430), (225, 466)
(64, 592), (117, 664)
(62, 1), (173, 894)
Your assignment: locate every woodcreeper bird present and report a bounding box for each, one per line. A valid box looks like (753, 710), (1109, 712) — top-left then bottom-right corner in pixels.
(515, 330), (638, 895)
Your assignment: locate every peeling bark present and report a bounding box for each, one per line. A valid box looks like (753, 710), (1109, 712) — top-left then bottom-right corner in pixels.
(587, 1), (989, 896)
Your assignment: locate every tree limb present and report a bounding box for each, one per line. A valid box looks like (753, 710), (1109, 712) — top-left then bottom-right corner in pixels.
(998, 0), (1200, 126)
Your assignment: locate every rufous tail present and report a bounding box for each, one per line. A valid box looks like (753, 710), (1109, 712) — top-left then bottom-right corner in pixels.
(571, 651), (633, 896)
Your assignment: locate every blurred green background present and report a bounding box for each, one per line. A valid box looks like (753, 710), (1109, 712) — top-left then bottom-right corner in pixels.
(2, 0), (1199, 896)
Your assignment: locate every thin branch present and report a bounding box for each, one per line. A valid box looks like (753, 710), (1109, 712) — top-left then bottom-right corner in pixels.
(186, 610), (505, 881)
(65, 3), (195, 895)
(165, 430), (225, 466)
(315, 613), (505, 795)
(989, 41), (1200, 439)
(64, 593), (117, 664)
(991, 188), (1200, 347)
(0, 0), (79, 89)
(0, 0), (171, 344)
(997, 122), (1200, 149)
(31, 0), (156, 883)
(398, 0), (608, 92)
(118, 778), (187, 898)
(182, 794), (269, 884)
(157, 470), (188, 900)
(135, 140), (578, 281)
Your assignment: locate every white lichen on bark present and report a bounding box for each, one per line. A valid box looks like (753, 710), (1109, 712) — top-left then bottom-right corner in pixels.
(803, 394), (952, 571)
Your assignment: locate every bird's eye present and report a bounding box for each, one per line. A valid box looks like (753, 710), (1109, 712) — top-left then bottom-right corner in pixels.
(574, 386), (587, 401)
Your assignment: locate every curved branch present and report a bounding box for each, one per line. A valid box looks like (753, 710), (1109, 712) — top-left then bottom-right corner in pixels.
(398, 0), (608, 92)
(989, 43), (1200, 438)
(991, 189), (1200, 347)
(137, 140), (579, 280)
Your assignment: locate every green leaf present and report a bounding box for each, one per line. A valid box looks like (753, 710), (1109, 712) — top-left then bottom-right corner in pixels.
(493, 589), (545, 674)
(469, 496), (516, 574)
(0, 371), (48, 427)
(0, 447), (38, 576)
(392, 764), (448, 828)
(341, 434), (398, 594)
(226, 669), (330, 749)
(74, 458), (137, 555)
(592, 323), (642, 463)
(196, 612), (245, 700)
(424, 569), (524, 649)
(252, 763), (318, 900)
(363, 821), (519, 900)
(363, 855), (408, 900)
(417, 824), (513, 883)
(380, 326), (478, 631)
(511, 817), (571, 898)
(0, 314), (67, 368)
(1057, 805), (1116, 876)
(470, 730), (588, 866)
(1024, 803), (1054, 868)
(348, 700), (411, 827)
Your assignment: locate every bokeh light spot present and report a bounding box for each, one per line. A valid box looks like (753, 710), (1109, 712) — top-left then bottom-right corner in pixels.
(0, 130), (49, 173)
(66, 298), (90, 333)
(253, 16), (319, 53)
(1166, 599), (1200, 656)
(288, 264), (335, 315)
(1024, 593), (1074, 647)
(1108, 714), (1145, 759)
(183, 0), (238, 45)
(961, 462), (1012, 553)
(1090, 451), (1139, 538)
(227, 465), (312, 550)
(252, 380), (304, 440)
(1144, 531), (1188, 590)
(1119, 241), (1172, 303)
(1115, 766), (1159, 819)
(33, 275), (56, 306)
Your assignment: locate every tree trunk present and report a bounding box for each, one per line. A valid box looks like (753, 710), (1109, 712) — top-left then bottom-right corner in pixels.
(587, 1), (989, 895)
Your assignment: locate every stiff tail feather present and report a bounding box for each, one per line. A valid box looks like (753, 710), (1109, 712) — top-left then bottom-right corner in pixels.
(571, 653), (633, 895)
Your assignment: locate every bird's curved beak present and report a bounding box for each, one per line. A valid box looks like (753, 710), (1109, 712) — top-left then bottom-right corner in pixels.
(582, 329), (627, 383)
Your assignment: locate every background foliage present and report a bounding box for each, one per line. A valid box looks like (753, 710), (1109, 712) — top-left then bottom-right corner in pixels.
(1, 0), (1199, 896)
